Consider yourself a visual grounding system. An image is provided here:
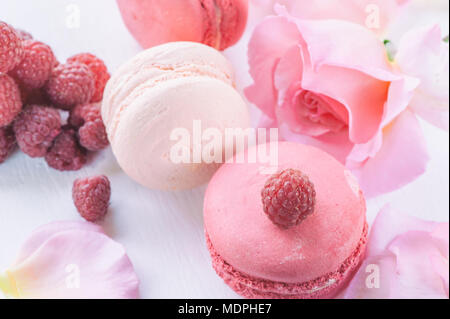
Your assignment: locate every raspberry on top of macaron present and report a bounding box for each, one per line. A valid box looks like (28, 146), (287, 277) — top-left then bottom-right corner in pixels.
(204, 141), (368, 299)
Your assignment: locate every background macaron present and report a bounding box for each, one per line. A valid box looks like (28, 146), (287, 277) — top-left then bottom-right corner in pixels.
(116, 0), (249, 50)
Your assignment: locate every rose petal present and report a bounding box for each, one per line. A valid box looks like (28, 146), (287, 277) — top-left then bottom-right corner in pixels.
(274, 7), (417, 145)
(245, 16), (302, 118)
(430, 253), (449, 297)
(14, 221), (103, 266)
(350, 110), (429, 197)
(343, 254), (397, 299)
(388, 231), (448, 298)
(396, 24), (449, 131)
(366, 204), (438, 256)
(7, 229), (139, 299)
(344, 206), (449, 299)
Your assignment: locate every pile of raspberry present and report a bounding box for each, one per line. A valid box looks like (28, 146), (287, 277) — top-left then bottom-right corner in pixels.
(0, 21), (110, 171)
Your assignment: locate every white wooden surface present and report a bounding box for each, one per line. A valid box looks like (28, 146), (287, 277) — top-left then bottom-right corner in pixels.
(0, 0), (448, 299)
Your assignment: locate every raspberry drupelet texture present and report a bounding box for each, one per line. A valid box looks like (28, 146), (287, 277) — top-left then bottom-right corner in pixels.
(79, 119), (109, 151)
(0, 21), (24, 73)
(67, 53), (110, 102)
(45, 62), (95, 110)
(72, 175), (111, 222)
(69, 102), (101, 127)
(45, 126), (87, 171)
(0, 73), (22, 127)
(15, 29), (33, 41)
(10, 40), (56, 89)
(69, 102), (109, 151)
(13, 105), (61, 157)
(261, 168), (316, 229)
(0, 126), (16, 164)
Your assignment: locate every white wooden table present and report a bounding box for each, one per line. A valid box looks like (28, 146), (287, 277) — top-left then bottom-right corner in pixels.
(0, 0), (448, 298)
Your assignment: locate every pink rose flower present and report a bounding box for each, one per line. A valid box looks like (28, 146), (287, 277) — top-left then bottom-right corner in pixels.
(344, 205), (449, 299)
(245, 5), (430, 197)
(396, 24), (449, 131)
(0, 221), (139, 299)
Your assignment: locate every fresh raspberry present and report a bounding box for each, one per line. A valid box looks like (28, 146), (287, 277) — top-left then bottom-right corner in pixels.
(0, 73), (22, 127)
(10, 40), (56, 89)
(72, 175), (111, 222)
(0, 21), (24, 73)
(45, 126), (87, 171)
(261, 168), (316, 229)
(78, 119), (109, 151)
(15, 29), (33, 41)
(69, 103), (109, 151)
(13, 104), (61, 157)
(0, 126), (16, 164)
(67, 53), (110, 102)
(45, 62), (95, 110)
(68, 102), (100, 127)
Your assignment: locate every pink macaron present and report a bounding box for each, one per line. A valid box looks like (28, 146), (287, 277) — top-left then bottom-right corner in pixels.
(204, 142), (368, 298)
(116, 0), (249, 50)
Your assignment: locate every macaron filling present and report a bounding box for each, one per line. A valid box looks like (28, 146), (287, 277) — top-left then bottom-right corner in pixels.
(200, 0), (243, 50)
(206, 222), (368, 298)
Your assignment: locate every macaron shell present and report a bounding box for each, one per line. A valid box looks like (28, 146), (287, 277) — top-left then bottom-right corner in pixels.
(110, 77), (250, 190)
(116, 0), (204, 48)
(102, 42), (250, 190)
(204, 142), (366, 283)
(116, 0), (248, 50)
(102, 42), (235, 138)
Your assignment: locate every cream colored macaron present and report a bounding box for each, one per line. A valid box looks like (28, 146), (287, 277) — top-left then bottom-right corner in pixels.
(102, 42), (250, 190)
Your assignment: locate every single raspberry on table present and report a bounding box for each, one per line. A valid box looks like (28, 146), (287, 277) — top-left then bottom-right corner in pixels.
(0, 126), (16, 164)
(261, 168), (316, 229)
(72, 175), (111, 222)
(67, 53), (110, 102)
(0, 73), (23, 127)
(13, 104), (61, 158)
(69, 102), (109, 151)
(10, 40), (56, 89)
(0, 21), (24, 73)
(45, 62), (95, 110)
(45, 126), (87, 171)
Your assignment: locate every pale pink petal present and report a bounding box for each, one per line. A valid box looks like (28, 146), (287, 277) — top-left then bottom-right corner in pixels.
(245, 16), (301, 118)
(430, 254), (449, 297)
(273, 45), (303, 104)
(343, 254), (397, 299)
(8, 229), (139, 299)
(409, 92), (449, 131)
(366, 204), (437, 256)
(396, 24), (449, 130)
(350, 110), (429, 197)
(291, 0), (409, 36)
(275, 5), (395, 77)
(344, 206), (449, 299)
(14, 221), (103, 266)
(388, 231), (448, 298)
